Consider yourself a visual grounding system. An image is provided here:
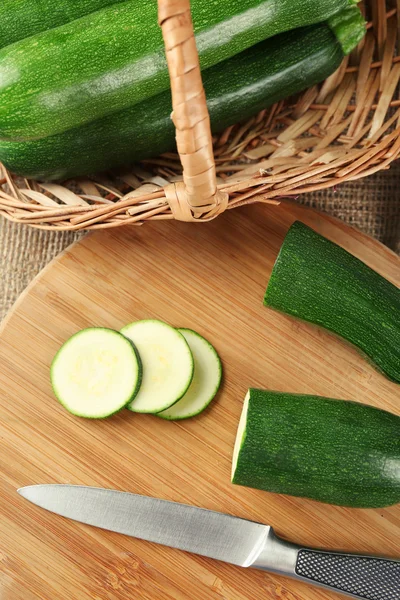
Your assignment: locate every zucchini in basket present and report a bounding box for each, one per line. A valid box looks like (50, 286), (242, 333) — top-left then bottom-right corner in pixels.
(0, 0), (361, 140)
(0, 0), (127, 49)
(0, 23), (350, 180)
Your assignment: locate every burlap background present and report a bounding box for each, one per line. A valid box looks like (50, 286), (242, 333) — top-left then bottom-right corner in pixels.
(1, 164), (399, 322)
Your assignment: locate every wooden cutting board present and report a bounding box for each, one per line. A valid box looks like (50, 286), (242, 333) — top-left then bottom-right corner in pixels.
(0, 202), (399, 600)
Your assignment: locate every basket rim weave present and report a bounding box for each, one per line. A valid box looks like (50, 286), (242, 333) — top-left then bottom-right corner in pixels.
(1, 0), (399, 230)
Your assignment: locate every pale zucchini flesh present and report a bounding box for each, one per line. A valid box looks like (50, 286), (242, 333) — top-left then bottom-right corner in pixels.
(231, 390), (249, 479)
(51, 327), (142, 418)
(158, 329), (222, 420)
(121, 320), (194, 414)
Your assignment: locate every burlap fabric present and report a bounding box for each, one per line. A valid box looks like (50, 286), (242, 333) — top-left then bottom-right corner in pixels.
(1, 164), (399, 322)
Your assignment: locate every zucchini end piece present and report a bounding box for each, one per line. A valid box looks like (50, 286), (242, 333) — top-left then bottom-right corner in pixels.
(328, 5), (366, 55)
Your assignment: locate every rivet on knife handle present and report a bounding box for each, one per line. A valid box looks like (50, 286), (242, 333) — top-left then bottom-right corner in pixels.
(251, 529), (400, 600)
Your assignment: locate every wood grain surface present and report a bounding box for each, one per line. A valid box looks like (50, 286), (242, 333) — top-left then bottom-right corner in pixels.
(0, 202), (399, 600)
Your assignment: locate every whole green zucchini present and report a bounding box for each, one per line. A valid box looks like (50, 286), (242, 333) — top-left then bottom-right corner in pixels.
(0, 0), (358, 141)
(0, 24), (346, 180)
(232, 389), (400, 508)
(264, 222), (400, 383)
(0, 0), (127, 49)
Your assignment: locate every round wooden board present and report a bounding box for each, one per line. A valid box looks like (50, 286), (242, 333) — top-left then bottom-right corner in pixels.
(0, 203), (399, 600)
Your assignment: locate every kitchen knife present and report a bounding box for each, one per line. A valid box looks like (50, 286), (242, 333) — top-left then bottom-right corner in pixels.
(18, 485), (399, 599)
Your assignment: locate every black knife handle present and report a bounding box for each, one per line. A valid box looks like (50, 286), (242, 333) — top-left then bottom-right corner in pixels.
(251, 529), (400, 600)
(295, 549), (400, 600)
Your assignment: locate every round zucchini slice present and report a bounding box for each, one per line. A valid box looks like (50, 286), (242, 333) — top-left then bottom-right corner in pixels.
(121, 320), (194, 413)
(51, 327), (142, 418)
(158, 329), (222, 420)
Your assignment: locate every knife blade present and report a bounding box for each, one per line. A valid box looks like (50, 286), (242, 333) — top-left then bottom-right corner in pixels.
(18, 485), (400, 600)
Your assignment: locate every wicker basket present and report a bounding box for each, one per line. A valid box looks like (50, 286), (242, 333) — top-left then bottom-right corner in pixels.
(0, 0), (399, 230)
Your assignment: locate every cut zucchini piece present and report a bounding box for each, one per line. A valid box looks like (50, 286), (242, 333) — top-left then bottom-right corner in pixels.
(158, 329), (222, 420)
(51, 328), (142, 418)
(121, 320), (194, 413)
(232, 389), (400, 508)
(264, 221), (400, 383)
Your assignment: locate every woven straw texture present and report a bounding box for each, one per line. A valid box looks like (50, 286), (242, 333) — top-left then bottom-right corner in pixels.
(0, 0), (399, 229)
(1, 162), (399, 322)
(1, 0), (400, 320)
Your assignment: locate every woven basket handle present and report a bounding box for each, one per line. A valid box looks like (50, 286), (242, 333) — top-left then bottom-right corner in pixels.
(158, 0), (228, 221)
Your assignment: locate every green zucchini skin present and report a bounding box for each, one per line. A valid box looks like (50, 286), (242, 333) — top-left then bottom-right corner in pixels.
(0, 25), (344, 180)
(0, 0), (127, 49)
(328, 4), (366, 55)
(232, 389), (400, 508)
(264, 222), (400, 383)
(0, 0), (356, 140)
